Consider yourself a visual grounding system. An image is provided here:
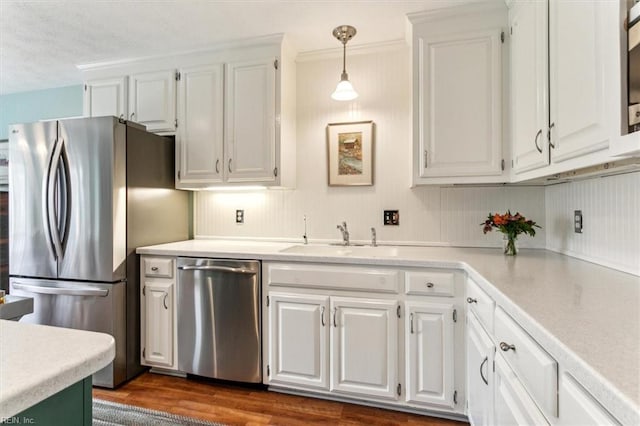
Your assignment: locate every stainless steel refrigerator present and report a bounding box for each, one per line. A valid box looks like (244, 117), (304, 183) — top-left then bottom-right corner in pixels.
(8, 116), (189, 387)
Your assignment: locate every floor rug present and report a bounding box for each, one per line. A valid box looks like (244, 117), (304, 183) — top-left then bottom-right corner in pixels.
(93, 399), (224, 426)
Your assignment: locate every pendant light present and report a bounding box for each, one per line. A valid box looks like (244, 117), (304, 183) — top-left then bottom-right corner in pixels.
(331, 25), (358, 101)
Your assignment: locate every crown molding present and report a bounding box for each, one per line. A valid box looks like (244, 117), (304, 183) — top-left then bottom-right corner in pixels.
(77, 33), (285, 71)
(296, 39), (408, 63)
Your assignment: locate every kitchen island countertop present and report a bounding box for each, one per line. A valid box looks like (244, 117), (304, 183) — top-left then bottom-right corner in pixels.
(0, 320), (115, 420)
(137, 239), (640, 424)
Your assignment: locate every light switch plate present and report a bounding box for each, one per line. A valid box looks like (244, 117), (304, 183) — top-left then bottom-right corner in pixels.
(384, 210), (399, 226)
(574, 210), (582, 233)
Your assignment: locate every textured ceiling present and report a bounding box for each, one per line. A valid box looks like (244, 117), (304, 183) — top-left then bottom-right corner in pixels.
(0, 0), (473, 95)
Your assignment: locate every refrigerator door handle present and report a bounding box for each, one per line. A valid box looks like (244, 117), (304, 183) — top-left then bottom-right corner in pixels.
(42, 138), (58, 260)
(46, 138), (65, 260)
(11, 282), (109, 297)
(57, 140), (71, 253)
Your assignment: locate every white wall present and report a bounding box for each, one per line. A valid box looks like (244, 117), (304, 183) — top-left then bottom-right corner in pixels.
(545, 172), (640, 276)
(195, 46), (547, 249)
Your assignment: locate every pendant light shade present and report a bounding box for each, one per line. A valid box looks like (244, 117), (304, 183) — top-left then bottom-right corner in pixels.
(331, 25), (358, 101)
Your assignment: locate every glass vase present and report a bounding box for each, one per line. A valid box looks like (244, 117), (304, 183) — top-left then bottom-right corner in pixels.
(503, 235), (518, 256)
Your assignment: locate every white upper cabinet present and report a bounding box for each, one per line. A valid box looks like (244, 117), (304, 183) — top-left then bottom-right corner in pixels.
(83, 71), (176, 134)
(83, 77), (127, 119)
(225, 58), (277, 183)
(410, 2), (509, 185)
(176, 64), (224, 187)
(508, 0), (621, 181)
(79, 34), (295, 189)
(509, 0), (549, 174)
(548, 0), (610, 163)
(128, 70), (177, 133)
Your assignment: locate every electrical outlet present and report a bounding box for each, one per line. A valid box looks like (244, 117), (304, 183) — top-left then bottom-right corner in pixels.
(236, 209), (244, 224)
(383, 210), (399, 226)
(574, 210), (583, 233)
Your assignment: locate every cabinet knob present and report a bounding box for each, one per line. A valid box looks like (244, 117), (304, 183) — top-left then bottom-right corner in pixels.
(466, 297), (477, 304)
(500, 341), (516, 352)
(426, 282), (434, 288)
(151, 266), (159, 271)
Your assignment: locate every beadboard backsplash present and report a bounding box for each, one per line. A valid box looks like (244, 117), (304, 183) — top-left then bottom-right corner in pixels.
(195, 46), (547, 249)
(545, 172), (640, 276)
(194, 44), (639, 276)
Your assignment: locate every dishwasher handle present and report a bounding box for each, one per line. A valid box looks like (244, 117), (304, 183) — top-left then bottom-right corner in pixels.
(177, 265), (257, 275)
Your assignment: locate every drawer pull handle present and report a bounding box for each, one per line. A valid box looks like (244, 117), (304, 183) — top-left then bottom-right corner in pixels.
(466, 297), (477, 304)
(500, 342), (516, 352)
(480, 356), (489, 385)
(426, 282), (434, 288)
(321, 306), (326, 327)
(151, 266), (159, 272)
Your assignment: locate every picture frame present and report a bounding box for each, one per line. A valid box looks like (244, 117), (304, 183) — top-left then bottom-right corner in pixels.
(326, 120), (374, 186)
(0, 140), (8, 186)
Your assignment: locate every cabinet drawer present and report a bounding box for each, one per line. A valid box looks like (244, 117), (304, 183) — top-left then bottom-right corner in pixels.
(405, 270), (454, 297)
(559, 373), (620, 425)
(266, 263), (400, 293)
(466, 278), (495, 332)
(144, 257), (174, 278)
(495, 307), (558, 418)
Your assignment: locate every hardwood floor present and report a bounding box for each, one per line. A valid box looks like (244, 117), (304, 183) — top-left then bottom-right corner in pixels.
(93, 372), (469, 425)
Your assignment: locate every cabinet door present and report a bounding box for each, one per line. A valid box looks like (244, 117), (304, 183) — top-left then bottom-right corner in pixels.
(267, 293), (329, 390)
(331, 297), (398, 400)
(558, 373), (620, 426)
(494, 354), (549, 426)
(548, 0), (609, 162)
(225, 58), (277, 183)
(176, 64), (224, 187)
(405, 301), (455, 408)
(83, 77), (127, 118)
(509, 0), (549, 174)
(415, 28), (503, 178)
(129, 70), (177, 133)
(466, 312), (495, 426)
(141, 280), (174, 367)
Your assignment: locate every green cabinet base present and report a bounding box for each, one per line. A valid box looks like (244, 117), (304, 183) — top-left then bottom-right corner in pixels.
(3, 376), (92, 425)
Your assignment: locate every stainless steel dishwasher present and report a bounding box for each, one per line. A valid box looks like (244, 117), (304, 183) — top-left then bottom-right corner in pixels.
(177, 257), (261, 383)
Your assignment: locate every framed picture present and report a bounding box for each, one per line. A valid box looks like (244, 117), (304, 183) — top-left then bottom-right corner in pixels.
(326, 121), (374, 186)
(0, 140), (7, 186)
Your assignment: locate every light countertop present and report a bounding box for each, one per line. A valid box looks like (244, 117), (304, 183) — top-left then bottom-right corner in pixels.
(0, 320), (115, 419)
(137, 239), (640, 424)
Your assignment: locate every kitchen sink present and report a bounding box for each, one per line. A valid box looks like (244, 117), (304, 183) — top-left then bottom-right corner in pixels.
(280, 244), (399, 257)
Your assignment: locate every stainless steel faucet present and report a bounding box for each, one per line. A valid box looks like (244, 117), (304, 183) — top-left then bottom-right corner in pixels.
(371, 227), (377, 247)
(336, 221), (350, 246)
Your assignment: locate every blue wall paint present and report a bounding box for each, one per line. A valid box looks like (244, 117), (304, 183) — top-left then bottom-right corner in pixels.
(0, 85), (83, 139)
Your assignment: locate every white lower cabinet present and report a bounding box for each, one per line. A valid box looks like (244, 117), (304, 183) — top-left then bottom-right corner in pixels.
(466, 312), (494, 426)
(141, 256), (177, 369)
(494, 354), (549, 425)
(405, 301), (455, 408)
(264, 262), (463, 417)
(142, 281), (174, 366)
(558, 373), (620, 426)
(331, 297), (398, 400)
(268, 293), (329, 390)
